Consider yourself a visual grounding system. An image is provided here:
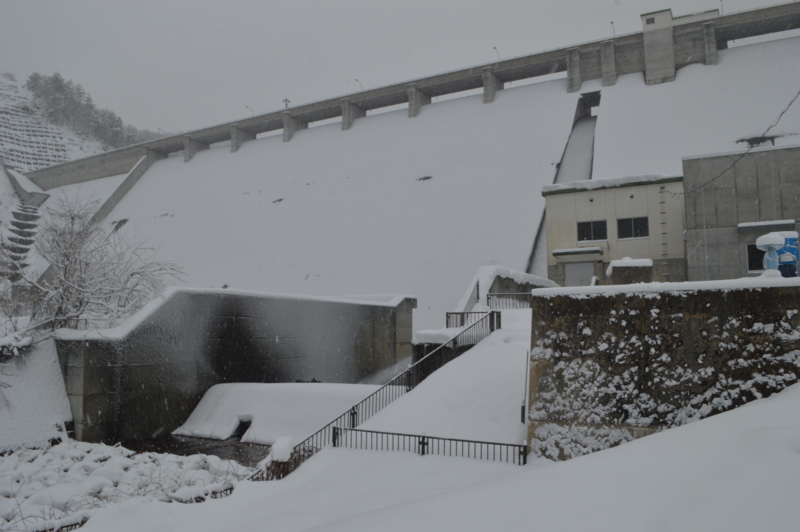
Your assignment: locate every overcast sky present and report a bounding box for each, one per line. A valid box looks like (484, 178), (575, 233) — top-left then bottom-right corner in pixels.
(0, 0), (787, 132)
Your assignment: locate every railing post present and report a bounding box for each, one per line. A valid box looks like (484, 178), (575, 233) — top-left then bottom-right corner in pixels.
(520, 440), (528, 465)
(332, 427), (339, 447)
(419, 435), (428, 456)
(349, 406), (358, 428)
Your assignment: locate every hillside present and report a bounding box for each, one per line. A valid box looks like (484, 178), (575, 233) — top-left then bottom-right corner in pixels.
(0, 75), (107, 174)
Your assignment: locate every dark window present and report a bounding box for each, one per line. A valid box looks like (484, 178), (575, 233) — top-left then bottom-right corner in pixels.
(747, 244), (766, 272)
(646, 17), (655, 24)
(618, 217), (649, 239)
(577, 220), (607, 241)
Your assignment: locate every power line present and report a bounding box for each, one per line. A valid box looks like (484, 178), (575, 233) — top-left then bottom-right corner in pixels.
(684, 85), (800, 195)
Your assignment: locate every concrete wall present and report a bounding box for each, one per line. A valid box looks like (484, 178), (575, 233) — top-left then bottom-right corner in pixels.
(544, 177), (686, 285)
(527, 280), (800, 460)
(54, 289), (416, 443)
(683, 145), (800, 281)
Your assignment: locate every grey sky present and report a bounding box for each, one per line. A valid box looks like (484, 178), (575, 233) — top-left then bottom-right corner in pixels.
(0, 0), (785, 132)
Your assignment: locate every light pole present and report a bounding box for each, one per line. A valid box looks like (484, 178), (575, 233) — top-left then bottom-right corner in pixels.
(355, 79), (363, 91)
(283, 99), (290, 110)
(493, 47), (500, 61)
(610, 21), (615, 37)
(245, 106), (254, 117)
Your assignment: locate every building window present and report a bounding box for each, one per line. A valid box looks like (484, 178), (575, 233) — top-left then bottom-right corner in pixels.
(646, 17), (655, 24)
(577, 220), (607, 241)
(747, 244), (765, 272)
(618, 217), (649, 239)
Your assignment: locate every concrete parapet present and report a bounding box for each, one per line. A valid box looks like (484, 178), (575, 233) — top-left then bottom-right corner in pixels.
(407, 83), (431, 118)
(600, 41), (617, 86)
(566, 48), (582, 93)
(482, 67), (504, 103)
(282, 112), (307, 142)
(89, 151), (160, 225)
(340, 98), (366, 131)
(183, 136), (210, 162)
(703, 22), (718, 65)
(230, 124), (255, 153)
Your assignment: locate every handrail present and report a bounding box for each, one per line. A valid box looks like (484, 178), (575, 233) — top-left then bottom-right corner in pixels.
(332, 427), (528, 465)
(486, 292), (532, 310)
(249, 310), (501, 480)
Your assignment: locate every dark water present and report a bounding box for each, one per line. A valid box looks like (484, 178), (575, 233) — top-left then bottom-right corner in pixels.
(122, 435), (270, 468)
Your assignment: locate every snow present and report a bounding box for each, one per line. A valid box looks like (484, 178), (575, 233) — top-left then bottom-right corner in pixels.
(738, 219), (795, 229)
(0, 339), (72, 452)
(173, 383), (381, 445)
(552, 246), (603, 255)
(43, 81), (578, 331)
(531, 273), (800, 298)
(605, 257), (653, 276)
(756, 232), (786, 248)
(554, 116), (596, 183)
(593, 36), (800, 179)
(50, 332), (800, 532)
(543, 174), (679, 194)
(0, 439), (250, 531)
(362, 310), (531, 443)
(455, 266), (556, 312)
(412, 327), (463, 345)
(52, 286), (412, 341)
(269, 438), (293, 462)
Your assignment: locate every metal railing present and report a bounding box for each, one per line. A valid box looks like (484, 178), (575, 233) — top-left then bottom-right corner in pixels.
(445, 311), (490, 328)
(332, 427), (528, 465)
(250, 310), (501, 480)
(487, 292), (532, 310)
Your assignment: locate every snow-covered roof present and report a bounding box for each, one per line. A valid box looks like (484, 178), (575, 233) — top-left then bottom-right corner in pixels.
(542, 175), (682, 196)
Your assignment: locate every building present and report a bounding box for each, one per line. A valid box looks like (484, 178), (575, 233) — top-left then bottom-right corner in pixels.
(542, 175), (686, 286)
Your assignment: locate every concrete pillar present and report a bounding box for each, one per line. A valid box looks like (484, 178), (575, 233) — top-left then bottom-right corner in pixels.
(340, 98), (366, 131)
(407, 83), (431, 118)
(183, 136), (210, 162)
(230, 124), (255, 153)
(600, 41), (617, 87)
(641, 10), (676, 85)
(703, 22), (718, 65)
(144, 146), (167, 163)
(482, 67), (504, 103)
(566, 48), (582, 93)
(282, 112), (307, 142)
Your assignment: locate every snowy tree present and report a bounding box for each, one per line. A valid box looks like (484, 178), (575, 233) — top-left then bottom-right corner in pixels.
(0, 197), (182, 329)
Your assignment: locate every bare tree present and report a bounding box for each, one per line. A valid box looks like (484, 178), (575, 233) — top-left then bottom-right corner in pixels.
(1, 196), (182, 330)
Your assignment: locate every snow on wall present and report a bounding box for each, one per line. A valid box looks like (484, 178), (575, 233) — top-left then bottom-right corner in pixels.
(592, 36), (800, 180)
(70, 81), (578, 330)
(529, 282), (800, 460)
(0, 339), (72, 452)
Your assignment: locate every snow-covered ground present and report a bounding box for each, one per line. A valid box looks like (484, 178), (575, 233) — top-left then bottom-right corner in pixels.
(14, 307), (791, 532)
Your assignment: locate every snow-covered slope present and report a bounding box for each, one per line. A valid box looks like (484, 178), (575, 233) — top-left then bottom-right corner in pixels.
(592, 36), (800, 179)
(83, 81), (579, 330)
(0, 76), (107, 174)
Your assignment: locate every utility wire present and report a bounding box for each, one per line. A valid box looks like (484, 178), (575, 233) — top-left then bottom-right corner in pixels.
(683, 85), (800, 195)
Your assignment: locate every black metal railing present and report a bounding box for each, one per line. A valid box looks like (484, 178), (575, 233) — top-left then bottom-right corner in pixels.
(446, 311), (492, 328)
(486, 292), (532, 310)
(250, 310), (502, 480)
(332, 427), (528, 465)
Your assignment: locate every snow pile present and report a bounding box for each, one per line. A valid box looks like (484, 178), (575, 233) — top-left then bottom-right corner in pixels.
(543, 174), (679, 194)
(0, 340), (71, 452)
(0, 439), (250, 531)
(173, 383), (382, 445)
(363, 309), (531, 443)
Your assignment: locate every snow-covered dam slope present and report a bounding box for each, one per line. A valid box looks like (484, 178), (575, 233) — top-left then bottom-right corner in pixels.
(82, 80), (579, 330)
